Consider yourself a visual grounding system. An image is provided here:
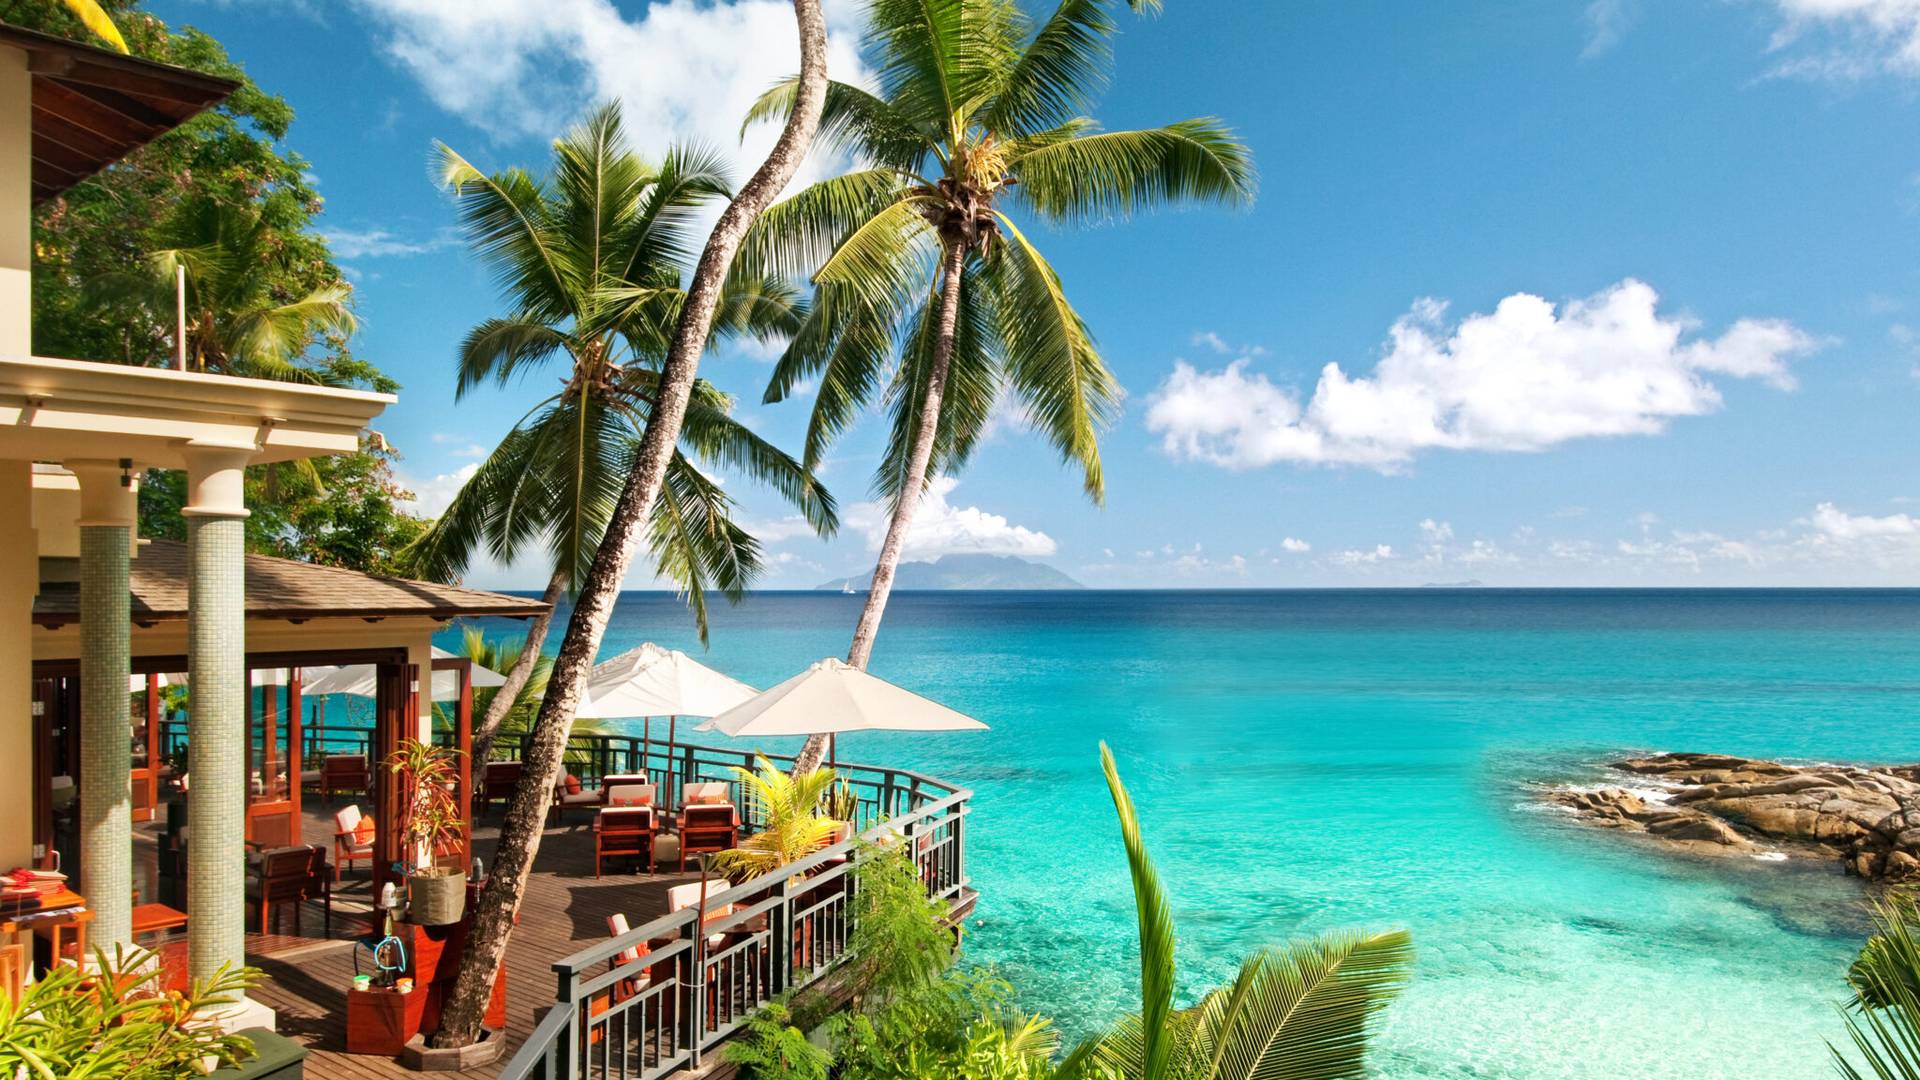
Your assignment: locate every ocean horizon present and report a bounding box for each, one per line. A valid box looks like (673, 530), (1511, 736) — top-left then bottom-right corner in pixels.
(456, 587), (1920, 1079)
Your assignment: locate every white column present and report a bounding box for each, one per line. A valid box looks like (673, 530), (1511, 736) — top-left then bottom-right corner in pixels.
(181, 442), (272, 1028)
(70, 460), (135, 951)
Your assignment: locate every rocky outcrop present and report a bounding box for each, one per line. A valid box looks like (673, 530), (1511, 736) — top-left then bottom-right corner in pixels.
(1546, 752), (1920, 884)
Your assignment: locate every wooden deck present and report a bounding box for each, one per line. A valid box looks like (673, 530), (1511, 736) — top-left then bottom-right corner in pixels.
(135, 799), (717, 1079)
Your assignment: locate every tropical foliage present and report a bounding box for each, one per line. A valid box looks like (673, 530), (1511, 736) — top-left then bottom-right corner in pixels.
(1066, 744), (1413, 1080)
(401, 103), (837, 642)
(82, 196), (357, 382)
(711, 755), (845, 879)
(1836, 891), (1920, 1080)
(137, 436), (430, 578)
(0, 945), (259, 1079)
(388, 738), (464, 873)
(738, 0), (1256, 714)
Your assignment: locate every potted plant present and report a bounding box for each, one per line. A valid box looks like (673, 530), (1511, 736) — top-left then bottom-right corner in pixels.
(388, 738), (466, 926)
(710, 755), (844, 882)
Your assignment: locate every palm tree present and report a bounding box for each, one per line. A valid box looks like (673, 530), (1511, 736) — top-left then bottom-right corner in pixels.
(710, 755), (843, 879)
(61, 0), (128, 53)
(739, 0), (1255, 769)
(1835, 892), (1920, 1080)
(85, 197), (356, 382)
(1062, 744), (1412, 1080)
(402, 103), (838, 760)
(429, 0), (832, 1048)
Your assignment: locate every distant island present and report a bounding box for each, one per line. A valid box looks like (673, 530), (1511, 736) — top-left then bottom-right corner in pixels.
(1419, 580), (1485, 588)
(817, 553), (1084, 591)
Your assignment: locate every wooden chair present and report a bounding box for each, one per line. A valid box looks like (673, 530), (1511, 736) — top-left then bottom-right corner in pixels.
(549, 774), (603, 826)
(593, 807), (656, 877)
(248, 845), (329, 935)
(675, 804), (738, 872)
(318, 755), (369, 802)
(333, 805), (375, 878)
(480, 760), (523, 812)
(598, 773), (650, 804)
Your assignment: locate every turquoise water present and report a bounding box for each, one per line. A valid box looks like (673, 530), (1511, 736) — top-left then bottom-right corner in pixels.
(456, 589), (1920, 1079)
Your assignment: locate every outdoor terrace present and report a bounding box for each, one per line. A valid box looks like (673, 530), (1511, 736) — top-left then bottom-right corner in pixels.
(134, 734), (973, 1080)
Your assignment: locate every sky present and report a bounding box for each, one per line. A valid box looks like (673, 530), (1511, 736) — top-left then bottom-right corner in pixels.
(155, 0), (1920, 589)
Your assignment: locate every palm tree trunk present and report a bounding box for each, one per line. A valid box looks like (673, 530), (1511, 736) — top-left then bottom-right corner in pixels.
(469, 566), (566, 763)
(429, 0), (830, 1050)
(795, 240), (967, 775)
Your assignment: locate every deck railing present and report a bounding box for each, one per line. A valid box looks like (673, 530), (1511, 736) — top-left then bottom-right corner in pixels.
(495, 739), (971, 1080)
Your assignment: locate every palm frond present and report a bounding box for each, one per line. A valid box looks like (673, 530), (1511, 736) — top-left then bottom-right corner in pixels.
(742, 78), (931, 170)
(737, 169), (918, 284)
(986, 214), (1119, 501)
(1010, 119), (1257, 225)
(1198, 932), (1413, 1080)
(982, 0), (1116, 133)
(436, 141), (579, 324)
(1100, 742), (1177, 1080)
(456, 316), (572, 396)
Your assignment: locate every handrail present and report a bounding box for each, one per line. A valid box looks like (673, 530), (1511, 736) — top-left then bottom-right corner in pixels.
(494, 736), (972, 1080)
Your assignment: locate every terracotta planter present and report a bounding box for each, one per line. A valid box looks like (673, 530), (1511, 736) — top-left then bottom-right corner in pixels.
(407, 869), (465, 926)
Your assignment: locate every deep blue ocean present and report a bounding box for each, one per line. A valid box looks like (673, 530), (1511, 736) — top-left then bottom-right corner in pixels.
(453, 588), (1920, 1079)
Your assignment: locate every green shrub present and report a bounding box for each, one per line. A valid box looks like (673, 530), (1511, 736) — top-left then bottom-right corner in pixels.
(0, 945), (261, 1079)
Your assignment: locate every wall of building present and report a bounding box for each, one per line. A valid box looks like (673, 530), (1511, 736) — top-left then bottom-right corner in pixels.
(1, 46), (29, 357)
(0, 462), (37, 870)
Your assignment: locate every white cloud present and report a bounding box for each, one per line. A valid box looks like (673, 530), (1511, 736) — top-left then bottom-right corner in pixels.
(348, 0), (871, 181)
(1279, 536), (1312, 553)
(398, 462), (479, 517)
(324, 226), (457, 259)
(1144, 280), (1816, 472)
(1419, 518), (1454, 543)
(429, 432), (489, 458)
(1583, 0), (1640, 57)
(1333, 544), (1394, 566)
(1763, 0), (1920, 79)
(1809, 501), (1920, 539)
(743, 515), (822, 543)
(847, 477), (1057, 559)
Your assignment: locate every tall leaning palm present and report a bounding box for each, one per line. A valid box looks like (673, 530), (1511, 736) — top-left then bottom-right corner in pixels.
(739, 0), (1254, 769)
(1061, 744), (1413, 1080)
(404, 104), (837, 759)
(430, 0), (832, 1048)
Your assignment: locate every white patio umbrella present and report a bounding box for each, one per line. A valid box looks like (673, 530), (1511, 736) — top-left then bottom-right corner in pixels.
(576, 643), (758, 775)
(300, 646), (507, 701)
(699, 657), (986, 768)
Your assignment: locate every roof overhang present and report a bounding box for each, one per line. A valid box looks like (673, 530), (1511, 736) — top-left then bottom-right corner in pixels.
(0, 22), (239, 203)
(0, 355), (395, 468)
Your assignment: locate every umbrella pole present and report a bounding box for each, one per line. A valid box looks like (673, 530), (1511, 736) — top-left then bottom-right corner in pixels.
(829, 732), (837, 773)
(642, 717), (651, 781)
(668, 715), (678, 807)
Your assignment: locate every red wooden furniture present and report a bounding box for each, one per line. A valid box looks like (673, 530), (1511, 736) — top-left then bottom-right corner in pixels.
(129, 902), (188, 942)
(593, 807), (657, 877)
(479, 761), (522, 812)
(334, 805), (376, 877)
(247, 846), (330, 935)
(674, 804), (738, 872)
(345, 907), (507, 1056)
(318, 755), (370, 801)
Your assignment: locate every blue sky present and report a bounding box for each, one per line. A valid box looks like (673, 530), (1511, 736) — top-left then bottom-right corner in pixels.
(161, 0), (1920, 588)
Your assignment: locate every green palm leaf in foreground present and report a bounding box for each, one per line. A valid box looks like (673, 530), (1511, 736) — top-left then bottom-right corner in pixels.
(1069, 743), (1413, 1080)
(741, 0), (1256, 765)
(1836, 893), (1920, 1080)
(710, 754), (844, 879)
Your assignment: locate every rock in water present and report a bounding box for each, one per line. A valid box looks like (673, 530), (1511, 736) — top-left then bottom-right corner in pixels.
(1544, 752), (1920, 883)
